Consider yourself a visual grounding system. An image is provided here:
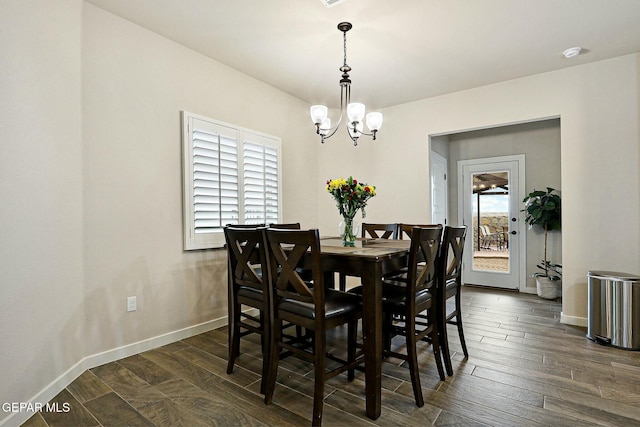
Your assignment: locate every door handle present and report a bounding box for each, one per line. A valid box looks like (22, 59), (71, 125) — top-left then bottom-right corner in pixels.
(510, 230), (517, 235)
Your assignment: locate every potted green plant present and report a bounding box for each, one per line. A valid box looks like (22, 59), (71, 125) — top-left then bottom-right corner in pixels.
(522, 187), (562, 299)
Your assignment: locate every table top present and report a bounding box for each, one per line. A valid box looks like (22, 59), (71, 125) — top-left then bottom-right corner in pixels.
(319, 237), (410, 259)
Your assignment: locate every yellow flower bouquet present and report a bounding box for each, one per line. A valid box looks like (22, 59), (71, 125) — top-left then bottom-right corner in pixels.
(326, 176), (376, 246)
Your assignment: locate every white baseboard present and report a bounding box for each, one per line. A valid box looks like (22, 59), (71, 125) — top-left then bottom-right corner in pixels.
(560, 312), (588, 327)
(1, 315), (228, 427)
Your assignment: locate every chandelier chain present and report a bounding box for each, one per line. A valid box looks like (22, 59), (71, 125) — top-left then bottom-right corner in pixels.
(343, 30), (347, 68)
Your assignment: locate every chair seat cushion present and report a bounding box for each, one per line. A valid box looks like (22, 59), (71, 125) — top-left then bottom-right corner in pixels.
(445, 278), (457, 296)
(279, 289), (361, 320)
(237, 286), (263, 302)
(349, 282), (432, 308)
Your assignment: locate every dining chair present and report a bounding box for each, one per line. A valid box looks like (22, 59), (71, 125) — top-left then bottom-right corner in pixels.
(263, 228), (364, 426)
(223, 226), (271, 394)
(385, 223), (440, 283)
(436, 225), (468, 376)
(337, 223), (399, 291)
(268, 222), (301, 229)
(225, 223), (266, 228)
(361, 223), (399, 239)
(351, 226), (445, 406)
(398, 223), (441, 240)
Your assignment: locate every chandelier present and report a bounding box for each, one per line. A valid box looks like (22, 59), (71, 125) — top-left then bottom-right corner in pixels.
(309, 22), (383, 146)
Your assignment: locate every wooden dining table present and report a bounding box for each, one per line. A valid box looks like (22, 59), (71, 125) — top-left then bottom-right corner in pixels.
(318, 237), (411, 420)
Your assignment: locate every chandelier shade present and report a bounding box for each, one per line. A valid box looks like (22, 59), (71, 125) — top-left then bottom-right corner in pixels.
(310, 22), (383, 146)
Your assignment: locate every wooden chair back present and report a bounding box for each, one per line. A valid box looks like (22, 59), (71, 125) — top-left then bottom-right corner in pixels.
(405, 226), (442, 308)
(399, 223), (442, 240)
(438, 226), (467, 288)
(361, 223), (399, 239)
(225, 226), (269, 294)
(266, 228), (325, 317)
(268, 222), (301, 229)
(436, 225), (468, 376)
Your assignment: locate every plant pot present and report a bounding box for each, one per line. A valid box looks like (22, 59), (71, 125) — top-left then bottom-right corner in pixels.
(536, 277), (561, 299)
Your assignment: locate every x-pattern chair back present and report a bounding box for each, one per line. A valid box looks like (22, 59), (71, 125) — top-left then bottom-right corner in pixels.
(226, 227), (267, 291)
(441, 227), (466, 283)
(407, 227), (442, 297)
(399, 223), (441, 240)
(436, 225), (468, 377)
(267, 229), (322, 306)
(362, 223), (399, 239)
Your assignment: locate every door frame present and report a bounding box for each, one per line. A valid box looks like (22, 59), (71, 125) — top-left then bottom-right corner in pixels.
(457, 155), (529, 293)
(430, 151), (448, 225)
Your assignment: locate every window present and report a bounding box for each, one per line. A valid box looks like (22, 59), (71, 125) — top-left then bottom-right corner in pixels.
(182, 111), (281, 250)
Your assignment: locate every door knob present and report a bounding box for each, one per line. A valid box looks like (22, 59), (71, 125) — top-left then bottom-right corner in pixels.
(510, 230), (517, 235)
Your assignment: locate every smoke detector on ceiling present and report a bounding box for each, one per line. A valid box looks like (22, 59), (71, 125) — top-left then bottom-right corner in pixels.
(320, 0), (348, 7)
(563, 47), (582, 58)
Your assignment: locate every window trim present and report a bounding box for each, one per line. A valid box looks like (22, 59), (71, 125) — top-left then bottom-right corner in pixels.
(182, 111), (282, 250)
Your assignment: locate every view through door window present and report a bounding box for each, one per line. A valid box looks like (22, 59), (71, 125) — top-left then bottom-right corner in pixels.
(472, 171), (509, 273)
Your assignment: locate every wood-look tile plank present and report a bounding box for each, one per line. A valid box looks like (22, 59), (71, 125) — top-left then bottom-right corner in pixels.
(182, 333), (231, 360)
(175, 344), (261, 388)
(464, 357), (601, 396)
(544, 395), (640, 426)
(445, 369), (544, 407)
(611, 361), (640, 376)
(66, 370), (112, 403)
(475, 337), (574, 378)
(21, 413), (48, 427)
(395, 382), (542, 427)
(438, 373), (598, 426)
(116, 353), (175, 385)
(135, 397), (217, 427)
(571, 367), (640, 395)
(326, 375), (441, 422)
(599, 386), (640, 405)
(91, 361), (167, 410)
(154, 377), (280, 427)
(470, 363), (640, 422)
(251, 375), (372, 427)
(38, 389), (99, 427)
(138, 347), (225, 393)
(212, 377), (312, 427)
(83, 392), (155, 426)
(434, 409), (492, 426)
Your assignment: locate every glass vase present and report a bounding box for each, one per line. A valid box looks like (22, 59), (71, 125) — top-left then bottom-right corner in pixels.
(338, 216), (359, 247)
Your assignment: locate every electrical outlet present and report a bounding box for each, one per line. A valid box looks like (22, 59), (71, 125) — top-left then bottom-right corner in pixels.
(127, 296), (137, 312)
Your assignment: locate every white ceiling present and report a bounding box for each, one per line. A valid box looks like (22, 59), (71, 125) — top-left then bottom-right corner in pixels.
(85, 0), (640, 109)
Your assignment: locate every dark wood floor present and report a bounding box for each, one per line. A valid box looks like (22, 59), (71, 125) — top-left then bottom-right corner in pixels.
(24, 286), (640, 426)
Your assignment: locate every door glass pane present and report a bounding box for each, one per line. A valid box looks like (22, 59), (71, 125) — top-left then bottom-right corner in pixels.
(471, 171), (510, 273)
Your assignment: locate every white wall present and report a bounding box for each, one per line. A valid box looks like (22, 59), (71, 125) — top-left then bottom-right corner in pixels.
(366, 54), (640, 325)
(81, 4), (316, 357)
(0, 0), (84, 423)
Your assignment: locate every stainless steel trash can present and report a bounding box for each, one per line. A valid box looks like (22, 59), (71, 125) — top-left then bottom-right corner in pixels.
(587, 270), (640, 350)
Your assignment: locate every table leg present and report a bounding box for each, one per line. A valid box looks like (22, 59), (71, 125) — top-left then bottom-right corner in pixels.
(360, 262), (383, 419)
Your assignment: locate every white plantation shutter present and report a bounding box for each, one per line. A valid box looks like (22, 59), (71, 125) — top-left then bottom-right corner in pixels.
(192, 129), (238, 232)
(243, 138), (280, 225)
(182, 112), (281, 250)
